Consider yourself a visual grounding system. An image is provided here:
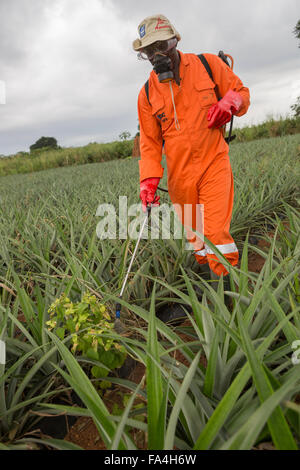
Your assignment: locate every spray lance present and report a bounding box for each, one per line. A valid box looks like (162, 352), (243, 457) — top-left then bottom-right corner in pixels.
(218, 51), (235, 144)
(114, 205), (152, 332)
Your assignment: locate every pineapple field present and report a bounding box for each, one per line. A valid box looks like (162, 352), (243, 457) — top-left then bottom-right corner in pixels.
(0, 133), (300, 450)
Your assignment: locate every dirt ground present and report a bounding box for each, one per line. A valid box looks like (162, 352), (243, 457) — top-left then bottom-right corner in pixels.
(64, 326), (207, 450)
(64, 363), (147, 450)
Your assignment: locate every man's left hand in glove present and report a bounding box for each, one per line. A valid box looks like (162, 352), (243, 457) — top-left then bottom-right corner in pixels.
(207, 89), (243, 129)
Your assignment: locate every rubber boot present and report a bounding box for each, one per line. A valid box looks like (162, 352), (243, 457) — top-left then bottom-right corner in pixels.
(156, 302), (192, 326)
(189, 261), (211, 302)
(156, 260), (211, 326)
(116, 356), (139, 379)
(209, 269), (232, 309)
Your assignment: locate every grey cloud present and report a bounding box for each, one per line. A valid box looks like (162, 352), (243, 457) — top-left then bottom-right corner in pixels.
(0, 0), (56, 69)
(0, 111), (138, 155)
(114, 0), (299, 70)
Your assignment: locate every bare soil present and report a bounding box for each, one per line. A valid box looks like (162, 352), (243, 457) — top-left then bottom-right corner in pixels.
(64, 363), (146, 450)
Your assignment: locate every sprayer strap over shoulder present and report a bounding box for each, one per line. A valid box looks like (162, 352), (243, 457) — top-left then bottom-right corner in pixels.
(144, 80), (150, 105)
(197, 54), (214, 81)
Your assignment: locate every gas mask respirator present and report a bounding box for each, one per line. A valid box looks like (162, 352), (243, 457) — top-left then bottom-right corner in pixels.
(152, 54), (174, 83)
(138, 37), (178, 83)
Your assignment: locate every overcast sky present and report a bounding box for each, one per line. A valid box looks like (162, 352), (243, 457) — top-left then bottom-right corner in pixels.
(0, 0), (299, 155)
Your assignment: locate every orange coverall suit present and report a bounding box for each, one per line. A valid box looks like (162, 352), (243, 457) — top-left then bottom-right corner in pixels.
(138, 51), (250, 276)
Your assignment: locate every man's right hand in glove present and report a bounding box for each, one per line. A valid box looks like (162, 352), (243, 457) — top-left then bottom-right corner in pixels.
(139, 177), (160, 212)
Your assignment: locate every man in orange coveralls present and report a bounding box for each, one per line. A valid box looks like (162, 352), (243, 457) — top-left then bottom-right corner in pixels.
(133, 14), (250, 299)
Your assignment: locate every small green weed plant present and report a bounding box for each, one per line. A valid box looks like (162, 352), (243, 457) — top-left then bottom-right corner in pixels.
(46, 292), (126, 381)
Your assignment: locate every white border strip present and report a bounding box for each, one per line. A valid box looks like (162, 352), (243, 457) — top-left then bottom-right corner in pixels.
(0, 80), (6, 104)
(0, 340), (6, 365)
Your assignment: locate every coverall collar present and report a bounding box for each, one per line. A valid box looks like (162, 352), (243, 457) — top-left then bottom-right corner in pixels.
(177, 50), (189, 67)
(177, 50), (189, 83)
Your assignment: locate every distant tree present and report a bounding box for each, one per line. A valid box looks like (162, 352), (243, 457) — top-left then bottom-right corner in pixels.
(118, 131), (131, 141)
(30, 136), (58, 152)
(136, 121), (140, 137)
(290, 21), (300, 117)
(293, 19), (300, 47)
(17, 151), (29, 157)
(290, 96), (300, 118)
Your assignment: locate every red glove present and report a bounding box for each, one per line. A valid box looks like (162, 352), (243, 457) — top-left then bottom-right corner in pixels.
(207, 90), (243, 129)
(139, 177), (160, 212)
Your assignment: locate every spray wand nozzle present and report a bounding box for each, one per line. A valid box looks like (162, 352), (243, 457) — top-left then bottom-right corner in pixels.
(114, 204), (152, 332)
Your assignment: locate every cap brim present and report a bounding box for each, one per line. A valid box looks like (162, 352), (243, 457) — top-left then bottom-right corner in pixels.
(133, 31), (179, 51)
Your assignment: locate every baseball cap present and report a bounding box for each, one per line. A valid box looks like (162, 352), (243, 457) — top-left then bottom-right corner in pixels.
(132, 14), (181, 51)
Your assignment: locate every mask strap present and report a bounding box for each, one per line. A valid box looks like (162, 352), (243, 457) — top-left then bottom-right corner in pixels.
(169, 81), (180, 130)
